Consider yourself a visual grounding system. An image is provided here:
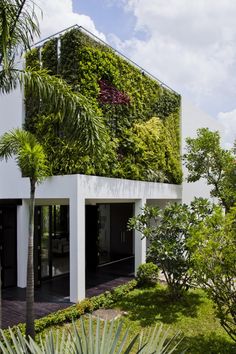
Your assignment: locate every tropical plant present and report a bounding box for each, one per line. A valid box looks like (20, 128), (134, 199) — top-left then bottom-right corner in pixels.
(0, 0), (106, 336)
(0, 128), (50, 339)
(0, 0), (40, 72)
(129, 198), (215, 298)
(0, 315), (184, 353)
(184, 128), (236, 211)
(188, 206), (236, 342)
(0, 0), (106, 149)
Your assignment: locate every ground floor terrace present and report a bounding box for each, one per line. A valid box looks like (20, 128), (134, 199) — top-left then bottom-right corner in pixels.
(2, 258), (133, 328)
(0, 174), (182, 306)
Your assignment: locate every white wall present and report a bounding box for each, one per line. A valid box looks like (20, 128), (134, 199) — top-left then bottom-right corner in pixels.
(181, 97), (223, 204)
(0, 86), (26, 198)
(2, 83), (219, 296)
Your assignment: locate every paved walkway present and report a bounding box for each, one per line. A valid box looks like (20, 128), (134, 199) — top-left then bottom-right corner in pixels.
(2, 297), (70, 329)
(2, 259), (134, 329)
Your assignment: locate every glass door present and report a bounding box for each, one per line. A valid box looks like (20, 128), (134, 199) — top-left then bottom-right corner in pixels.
(40, 206), (51, 279)
(35, 205), (69, 283)
(51, 205), (69, 277)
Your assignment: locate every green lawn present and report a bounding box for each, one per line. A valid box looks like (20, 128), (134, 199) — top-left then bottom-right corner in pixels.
(39, 284), (235, 353)
(107, 284), (235, 353)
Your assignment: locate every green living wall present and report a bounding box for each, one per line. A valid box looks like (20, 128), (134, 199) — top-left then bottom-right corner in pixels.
(25, 28), (182, 184)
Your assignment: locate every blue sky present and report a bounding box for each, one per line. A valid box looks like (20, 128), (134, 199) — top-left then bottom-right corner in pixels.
(73, 0), (137, 41)
(38, 0), (236, 147)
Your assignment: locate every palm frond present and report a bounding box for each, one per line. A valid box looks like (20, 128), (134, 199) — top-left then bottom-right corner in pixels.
(1, 64), (106, 153)
(22, 68), (107, 153)
(0, 128), (23, 159)
(0, 65), (19, 93)
(0, 128), (49, 182)
(0, 0), (40, 68)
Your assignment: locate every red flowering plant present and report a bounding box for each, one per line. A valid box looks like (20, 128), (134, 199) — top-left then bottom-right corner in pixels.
(98, 79), (130, 105)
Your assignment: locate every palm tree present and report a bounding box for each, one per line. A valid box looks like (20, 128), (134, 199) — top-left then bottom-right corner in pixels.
(0, 0), (105, 148)
(0, 128), (49, 339)
(0, 0), (106, 336)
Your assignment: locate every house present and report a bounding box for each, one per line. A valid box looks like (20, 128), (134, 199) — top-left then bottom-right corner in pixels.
(0, 26), (219, 303)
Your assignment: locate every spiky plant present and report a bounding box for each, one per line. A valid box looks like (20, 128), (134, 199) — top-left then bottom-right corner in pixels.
(0, 316), (185, 353)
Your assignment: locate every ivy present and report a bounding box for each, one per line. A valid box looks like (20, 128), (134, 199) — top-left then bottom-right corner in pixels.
(41, 38), (58, 75)
(24, 47), (40, 127)
(153, 88), (181, 119)
(24, 47), (40, 70)
(25, 28), (182, 184)
(115, 117), (182, 183)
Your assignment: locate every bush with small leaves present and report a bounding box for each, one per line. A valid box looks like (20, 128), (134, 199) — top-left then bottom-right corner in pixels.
(129, 198), (215, 298)
(189, 206), (236, 342)
(136, 262), (159, 287)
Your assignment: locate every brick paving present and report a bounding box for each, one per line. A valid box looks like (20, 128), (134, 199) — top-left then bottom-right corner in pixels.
(2, 298), (70, 329)
(2, 258), (134, 329)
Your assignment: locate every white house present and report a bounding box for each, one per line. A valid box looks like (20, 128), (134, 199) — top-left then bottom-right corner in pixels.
(0, 26), (220, 303)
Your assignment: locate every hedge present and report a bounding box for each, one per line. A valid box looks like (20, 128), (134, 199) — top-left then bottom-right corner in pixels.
(3, 280), (137, 338)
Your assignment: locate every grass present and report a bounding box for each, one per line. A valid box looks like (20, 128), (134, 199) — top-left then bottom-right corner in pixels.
(109, 284), (235, 353)
(38, 284), (236, 353)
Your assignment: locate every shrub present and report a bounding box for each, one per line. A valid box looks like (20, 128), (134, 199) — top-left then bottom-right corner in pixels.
(3, 280), (137, 339)
(129, 198), (215, 298)
(136, 262), (159, 287)
(189, 206), (236, 342)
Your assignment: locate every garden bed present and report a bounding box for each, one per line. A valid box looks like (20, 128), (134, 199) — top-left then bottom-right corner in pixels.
(4, 281), (236, 353)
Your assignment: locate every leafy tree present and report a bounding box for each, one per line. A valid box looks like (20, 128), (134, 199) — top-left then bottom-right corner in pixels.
(184, 128), (236, 211)
(188, 206), (236, 342)
(129, 198), (214, 298)
(0, 128), (49, 338)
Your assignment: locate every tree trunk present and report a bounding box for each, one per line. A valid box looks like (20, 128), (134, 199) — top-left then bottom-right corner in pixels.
(26, 178), (36, 339)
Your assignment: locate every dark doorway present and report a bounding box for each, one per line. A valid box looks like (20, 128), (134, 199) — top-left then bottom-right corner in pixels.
(0, 206), (17, 288)
(86, 203), (134, 291)
(110, 204), (133, 260)
(97, 203), (134, 265)
(34, 205), (69, 287)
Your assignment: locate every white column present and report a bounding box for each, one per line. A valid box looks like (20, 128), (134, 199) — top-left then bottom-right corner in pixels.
(69, 194), (85, 302)
(134, 198), (146, 275)
(17, 200), (29, 287)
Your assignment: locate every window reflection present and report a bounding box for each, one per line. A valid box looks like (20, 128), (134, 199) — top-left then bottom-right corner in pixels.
(40, 205), (69, 279)
(51, 205), (69, 277)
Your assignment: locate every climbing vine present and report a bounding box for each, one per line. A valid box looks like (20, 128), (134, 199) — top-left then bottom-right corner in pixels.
(25, 28), (182, 184)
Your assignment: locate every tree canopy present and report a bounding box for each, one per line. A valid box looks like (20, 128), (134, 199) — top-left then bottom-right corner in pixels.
(184, 128), (236, 211)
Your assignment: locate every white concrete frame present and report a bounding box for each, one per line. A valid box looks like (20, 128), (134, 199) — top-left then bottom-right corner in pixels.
(8, 174), (181, 302)
(0, 82), (181, 302)
(2, 61), (220, 304)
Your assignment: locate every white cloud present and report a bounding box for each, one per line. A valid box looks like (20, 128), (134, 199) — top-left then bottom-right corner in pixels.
(33, 0), (236, 148)
(109, 0), (236, 114)
(36, 0), (106, 42)
(217, 109), (236, 148)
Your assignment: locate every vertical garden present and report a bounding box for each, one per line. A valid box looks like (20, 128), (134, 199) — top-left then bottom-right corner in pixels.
(25, 28), (182, 184)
